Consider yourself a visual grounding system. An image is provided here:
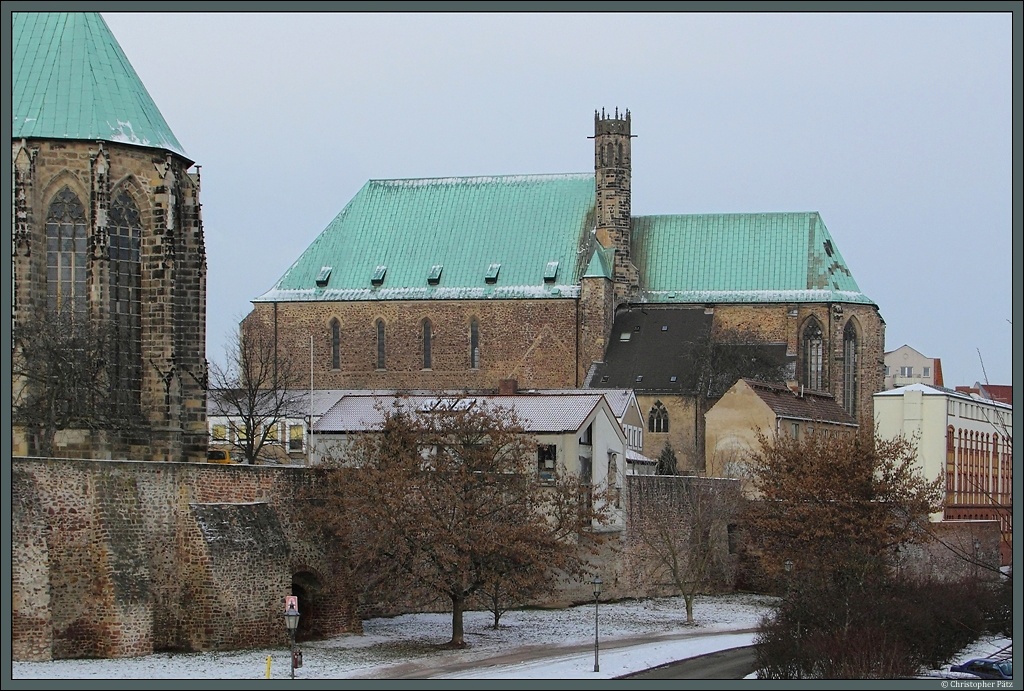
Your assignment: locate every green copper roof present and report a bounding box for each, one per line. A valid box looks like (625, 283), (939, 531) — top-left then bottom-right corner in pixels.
(582, 246), (614, 279)
(632, 212), (874, 305)
(258, 174), (596, 302)
(12, 12), (186, 157)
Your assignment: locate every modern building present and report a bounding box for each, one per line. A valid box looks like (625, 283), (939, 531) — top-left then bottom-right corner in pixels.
(884, 345), (943, 390)
(12, 12), (206, 462)
(247, 110), (884, 472)
(874, 383), (1012, 564)
(704, 379), (859, 495)
(955, 382), (1013, 406)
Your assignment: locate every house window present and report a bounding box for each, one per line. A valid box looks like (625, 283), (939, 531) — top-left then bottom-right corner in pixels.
(289, 424), (304, 451)
(538, 444), (557, 481)
(211, 424), (227, 441)
(900, 366), (913, 377)
(108, 188), (143, 409)
(579, 423), (593, 446)
(790, 422), (799, 438)
(843, 320), (858, 415)
(422, 319), (432, 369)
(470, 318), (480, 369)
(885, 366), (890, 376)
(375, 319), (386, 370)
(648, 401), (669, 433)
(802, 320), (823, 391)
(46, 186), (88, 315)
(923, 366), (931, 377)
(265, 423), (278, 442)
(330, 318), (340, 369)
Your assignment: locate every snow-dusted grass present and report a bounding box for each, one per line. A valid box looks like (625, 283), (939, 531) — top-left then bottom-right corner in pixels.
(13, 593), (771, 679)
(12, 592), (1009, 680)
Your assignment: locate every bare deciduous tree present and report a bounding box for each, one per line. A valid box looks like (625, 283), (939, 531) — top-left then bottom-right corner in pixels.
(308, 399), (611, 647)
(626, 475), (740, 623)
(209, 317), (303, 464)
(12, 307), (145, 456)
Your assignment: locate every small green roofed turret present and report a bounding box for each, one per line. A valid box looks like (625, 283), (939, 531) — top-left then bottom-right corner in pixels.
(12, 12), (187, 158)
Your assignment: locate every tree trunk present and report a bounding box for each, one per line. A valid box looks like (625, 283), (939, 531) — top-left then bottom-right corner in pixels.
(684, 592), (695, 623)
(450, 594), (466, 647)
(491, 591), (501, 629)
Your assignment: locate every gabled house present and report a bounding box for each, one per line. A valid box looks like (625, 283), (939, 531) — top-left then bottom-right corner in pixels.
(704, 379), (858, 495)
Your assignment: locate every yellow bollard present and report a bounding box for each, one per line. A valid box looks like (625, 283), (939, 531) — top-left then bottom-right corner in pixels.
(266, 655), (272, 679)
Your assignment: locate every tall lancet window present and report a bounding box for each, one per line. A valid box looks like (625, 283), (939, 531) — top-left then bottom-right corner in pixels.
(422, 319), (432, 370)
(375, 319), (386, 370)
(46, 187), (88, 315)
(803, 320), (824, 391)
(108, 189), (143, 404)
(843, 320), (858, 415)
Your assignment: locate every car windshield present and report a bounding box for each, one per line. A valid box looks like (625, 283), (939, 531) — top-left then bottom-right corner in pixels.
(997, 661), (1011, 676)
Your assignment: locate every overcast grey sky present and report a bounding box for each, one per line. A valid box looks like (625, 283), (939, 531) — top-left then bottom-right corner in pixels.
(101, 11), (1013, 387)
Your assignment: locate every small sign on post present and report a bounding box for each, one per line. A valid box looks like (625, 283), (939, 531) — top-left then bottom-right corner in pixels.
(285, 595), (298, 610)
(292, 649), (303, 669)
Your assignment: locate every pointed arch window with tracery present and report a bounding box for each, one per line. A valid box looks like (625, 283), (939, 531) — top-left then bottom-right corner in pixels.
(842, 320), (858, 415)
(803, 320), (824, 391)
(46, 187), (88, 315)
(108, 189), (143, 403)
(648, 401), (669, 433)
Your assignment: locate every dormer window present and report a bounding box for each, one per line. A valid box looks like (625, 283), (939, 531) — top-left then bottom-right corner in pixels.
(371, 265), (387, 286)
(485, 263), (501, 284)
(315, 266), (332, 287)
(543, 261), (559, 282)
(428, 264), (443, 285)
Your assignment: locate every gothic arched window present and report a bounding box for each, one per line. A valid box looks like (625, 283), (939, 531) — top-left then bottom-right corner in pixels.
(470, 318), (480, 369)
(46, 187), (88, 315)
(648, 401), (669, 433)
(330, 318), (340, 369)
(422, 319), (432, 370)
(803, 320), (824, 391)
(375, 319), (386, 370)
(842, 320), (858, 415)
(108, 189), (142, 401)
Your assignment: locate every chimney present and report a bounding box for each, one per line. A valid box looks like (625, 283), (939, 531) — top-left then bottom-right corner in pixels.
(498, 378), (519, 395)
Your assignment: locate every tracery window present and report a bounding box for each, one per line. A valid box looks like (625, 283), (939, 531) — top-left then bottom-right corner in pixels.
(648, 401), (669, 433)
(842, 320), (858, 415)
(46, 187), (88, 314)
(803, 319), (824, 391)
(108, 189), (142, 401)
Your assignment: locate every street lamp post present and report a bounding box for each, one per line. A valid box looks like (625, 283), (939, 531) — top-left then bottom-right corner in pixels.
(284, 601), (300, 679)
(592, 575), (602, 673)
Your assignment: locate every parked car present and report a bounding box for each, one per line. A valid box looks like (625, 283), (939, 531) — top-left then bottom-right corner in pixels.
(207, 448), (235, 464)
(950, 659), (1012, 679)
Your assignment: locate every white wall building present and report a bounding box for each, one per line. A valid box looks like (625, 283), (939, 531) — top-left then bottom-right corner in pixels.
(884, 345), (943, 390)
(874, 383), (1012, 563)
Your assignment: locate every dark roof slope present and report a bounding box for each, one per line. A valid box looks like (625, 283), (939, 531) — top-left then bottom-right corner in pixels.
(746, 380), (857, 426)
(588, 308), (792, 395)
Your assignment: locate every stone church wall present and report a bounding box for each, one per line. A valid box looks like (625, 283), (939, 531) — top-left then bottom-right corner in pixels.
(11, 458), (359, 661)
(252, 297), (581, 391)
(12, 138), (207, 463)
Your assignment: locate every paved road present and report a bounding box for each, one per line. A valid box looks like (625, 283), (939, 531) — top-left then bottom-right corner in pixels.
(621, 645), (757, 679)
(352, 629), (759, 679)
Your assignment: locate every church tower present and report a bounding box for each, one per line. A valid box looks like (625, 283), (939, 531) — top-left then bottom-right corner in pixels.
(593, 108), (638, 305)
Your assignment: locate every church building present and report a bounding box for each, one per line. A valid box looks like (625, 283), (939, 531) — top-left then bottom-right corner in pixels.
(12, 13), (207, 462)
(251, 108), (884, 470)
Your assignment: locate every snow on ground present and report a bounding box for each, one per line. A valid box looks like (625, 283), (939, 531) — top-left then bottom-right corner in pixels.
(12, 593), (1010, 680)
(13, 593), (770, 679)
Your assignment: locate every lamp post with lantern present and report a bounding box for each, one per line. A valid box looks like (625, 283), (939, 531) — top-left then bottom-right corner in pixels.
(284, 597), (300, 679)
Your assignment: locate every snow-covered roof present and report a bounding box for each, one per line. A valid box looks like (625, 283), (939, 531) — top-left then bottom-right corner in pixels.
(875, 383), (1012, 410)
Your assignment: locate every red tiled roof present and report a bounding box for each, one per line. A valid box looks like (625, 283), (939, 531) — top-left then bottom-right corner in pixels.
(744, 380), (858, 426)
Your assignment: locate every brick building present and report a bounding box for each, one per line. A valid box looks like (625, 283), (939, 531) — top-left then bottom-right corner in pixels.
(249, 109), (883, 471)
(12, 13), (207, 462)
